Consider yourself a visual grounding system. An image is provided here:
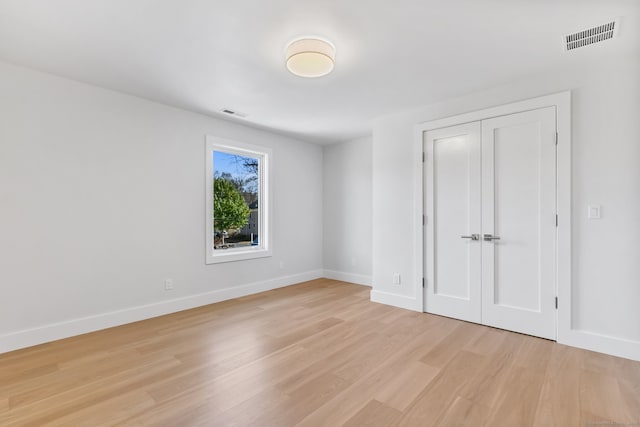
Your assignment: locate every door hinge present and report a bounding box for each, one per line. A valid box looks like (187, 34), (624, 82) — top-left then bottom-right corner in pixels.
(422, 278), (425, 288)
(555, 297), (558, 309)
(422, 152), (426, 162)
(423, 215), (426, 225)
(555, 214), (558, 227)
(555, 132), (558, 145)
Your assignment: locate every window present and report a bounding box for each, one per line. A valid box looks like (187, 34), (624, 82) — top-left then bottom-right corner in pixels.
(205, 136), (271, 264)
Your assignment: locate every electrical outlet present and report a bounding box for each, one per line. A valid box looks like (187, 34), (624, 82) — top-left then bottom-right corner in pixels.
(164, 278), (174, 291)
(393, 273), (401, 285)
(279, 261), (285, 270)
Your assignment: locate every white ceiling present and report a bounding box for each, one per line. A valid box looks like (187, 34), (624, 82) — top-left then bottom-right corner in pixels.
(0, 0), (637, 144)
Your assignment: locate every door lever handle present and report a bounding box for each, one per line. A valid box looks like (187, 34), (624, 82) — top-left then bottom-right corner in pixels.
(483, 234), (501, 241)
(461, 234), (479, 241)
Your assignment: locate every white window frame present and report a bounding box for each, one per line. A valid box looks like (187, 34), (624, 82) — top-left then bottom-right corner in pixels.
(205, 135), (271, 264)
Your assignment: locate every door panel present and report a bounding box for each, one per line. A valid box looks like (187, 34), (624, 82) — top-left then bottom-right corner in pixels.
(434, 136), (474, 299)
(493, 122), (542, 310)
(481, 107), (557, 339)
(425, 122), (481, 323)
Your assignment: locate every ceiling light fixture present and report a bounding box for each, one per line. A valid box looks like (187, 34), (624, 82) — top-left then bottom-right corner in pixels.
(285, 37), (335, 78)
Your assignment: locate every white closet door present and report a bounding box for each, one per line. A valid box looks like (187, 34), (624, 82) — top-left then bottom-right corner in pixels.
(424, 122), (482, 323)
(481, 107), (557, 340)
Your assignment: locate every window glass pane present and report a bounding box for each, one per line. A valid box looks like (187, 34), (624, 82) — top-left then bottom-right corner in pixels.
(212, 150), (259, 251)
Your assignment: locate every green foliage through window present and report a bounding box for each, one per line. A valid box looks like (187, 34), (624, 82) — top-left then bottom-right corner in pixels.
(213, 178), (250, 239)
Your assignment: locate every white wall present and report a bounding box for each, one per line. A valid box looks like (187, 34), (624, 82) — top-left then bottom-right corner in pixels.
(323, 136), (372, 285)
(0, 61), (324, 353)
(372, 55), (640, 360)
(3, 54), (638, 361)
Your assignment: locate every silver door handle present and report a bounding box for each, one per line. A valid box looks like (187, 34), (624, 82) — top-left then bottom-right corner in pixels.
(483, 234), (501, 241)
(461, 234), (479, 241)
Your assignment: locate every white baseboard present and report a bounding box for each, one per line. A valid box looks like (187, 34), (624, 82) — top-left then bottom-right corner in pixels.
(370, 289), (422, 312)
(370, 289), (639, 361)
(0, 269), (324, 355)
(323, 270), (372, 286)
(7, 269), (637, 363)
(559, 328), (640, 362)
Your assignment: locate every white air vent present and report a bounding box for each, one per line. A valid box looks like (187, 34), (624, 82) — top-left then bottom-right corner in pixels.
(564, 20), (618, 51)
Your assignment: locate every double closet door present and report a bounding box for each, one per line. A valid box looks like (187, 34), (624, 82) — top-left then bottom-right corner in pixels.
(424, 107), (557, 340)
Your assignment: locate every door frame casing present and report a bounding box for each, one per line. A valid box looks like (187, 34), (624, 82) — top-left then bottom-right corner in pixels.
(413, 91), (571, 342)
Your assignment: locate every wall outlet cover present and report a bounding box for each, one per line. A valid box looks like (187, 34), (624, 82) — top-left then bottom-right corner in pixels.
(393, 273), (401, 285)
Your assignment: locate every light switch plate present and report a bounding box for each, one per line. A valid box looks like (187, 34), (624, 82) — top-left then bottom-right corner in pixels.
(587, 205), (601, 219)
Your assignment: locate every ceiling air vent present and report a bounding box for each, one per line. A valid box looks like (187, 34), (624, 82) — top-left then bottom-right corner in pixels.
(564, 20), (618, 51)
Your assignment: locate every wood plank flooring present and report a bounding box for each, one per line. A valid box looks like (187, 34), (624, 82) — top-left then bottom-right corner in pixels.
(1, 279), (639, 426)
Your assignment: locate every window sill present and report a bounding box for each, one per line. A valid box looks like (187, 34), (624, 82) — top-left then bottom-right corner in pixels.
(206, 247), (272, 264)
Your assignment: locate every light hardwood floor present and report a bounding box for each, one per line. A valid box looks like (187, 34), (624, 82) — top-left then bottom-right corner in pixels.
(1, 279), (639, 426)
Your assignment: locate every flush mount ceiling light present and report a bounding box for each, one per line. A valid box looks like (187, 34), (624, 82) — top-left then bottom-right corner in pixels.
(285, 37), (335, 78)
